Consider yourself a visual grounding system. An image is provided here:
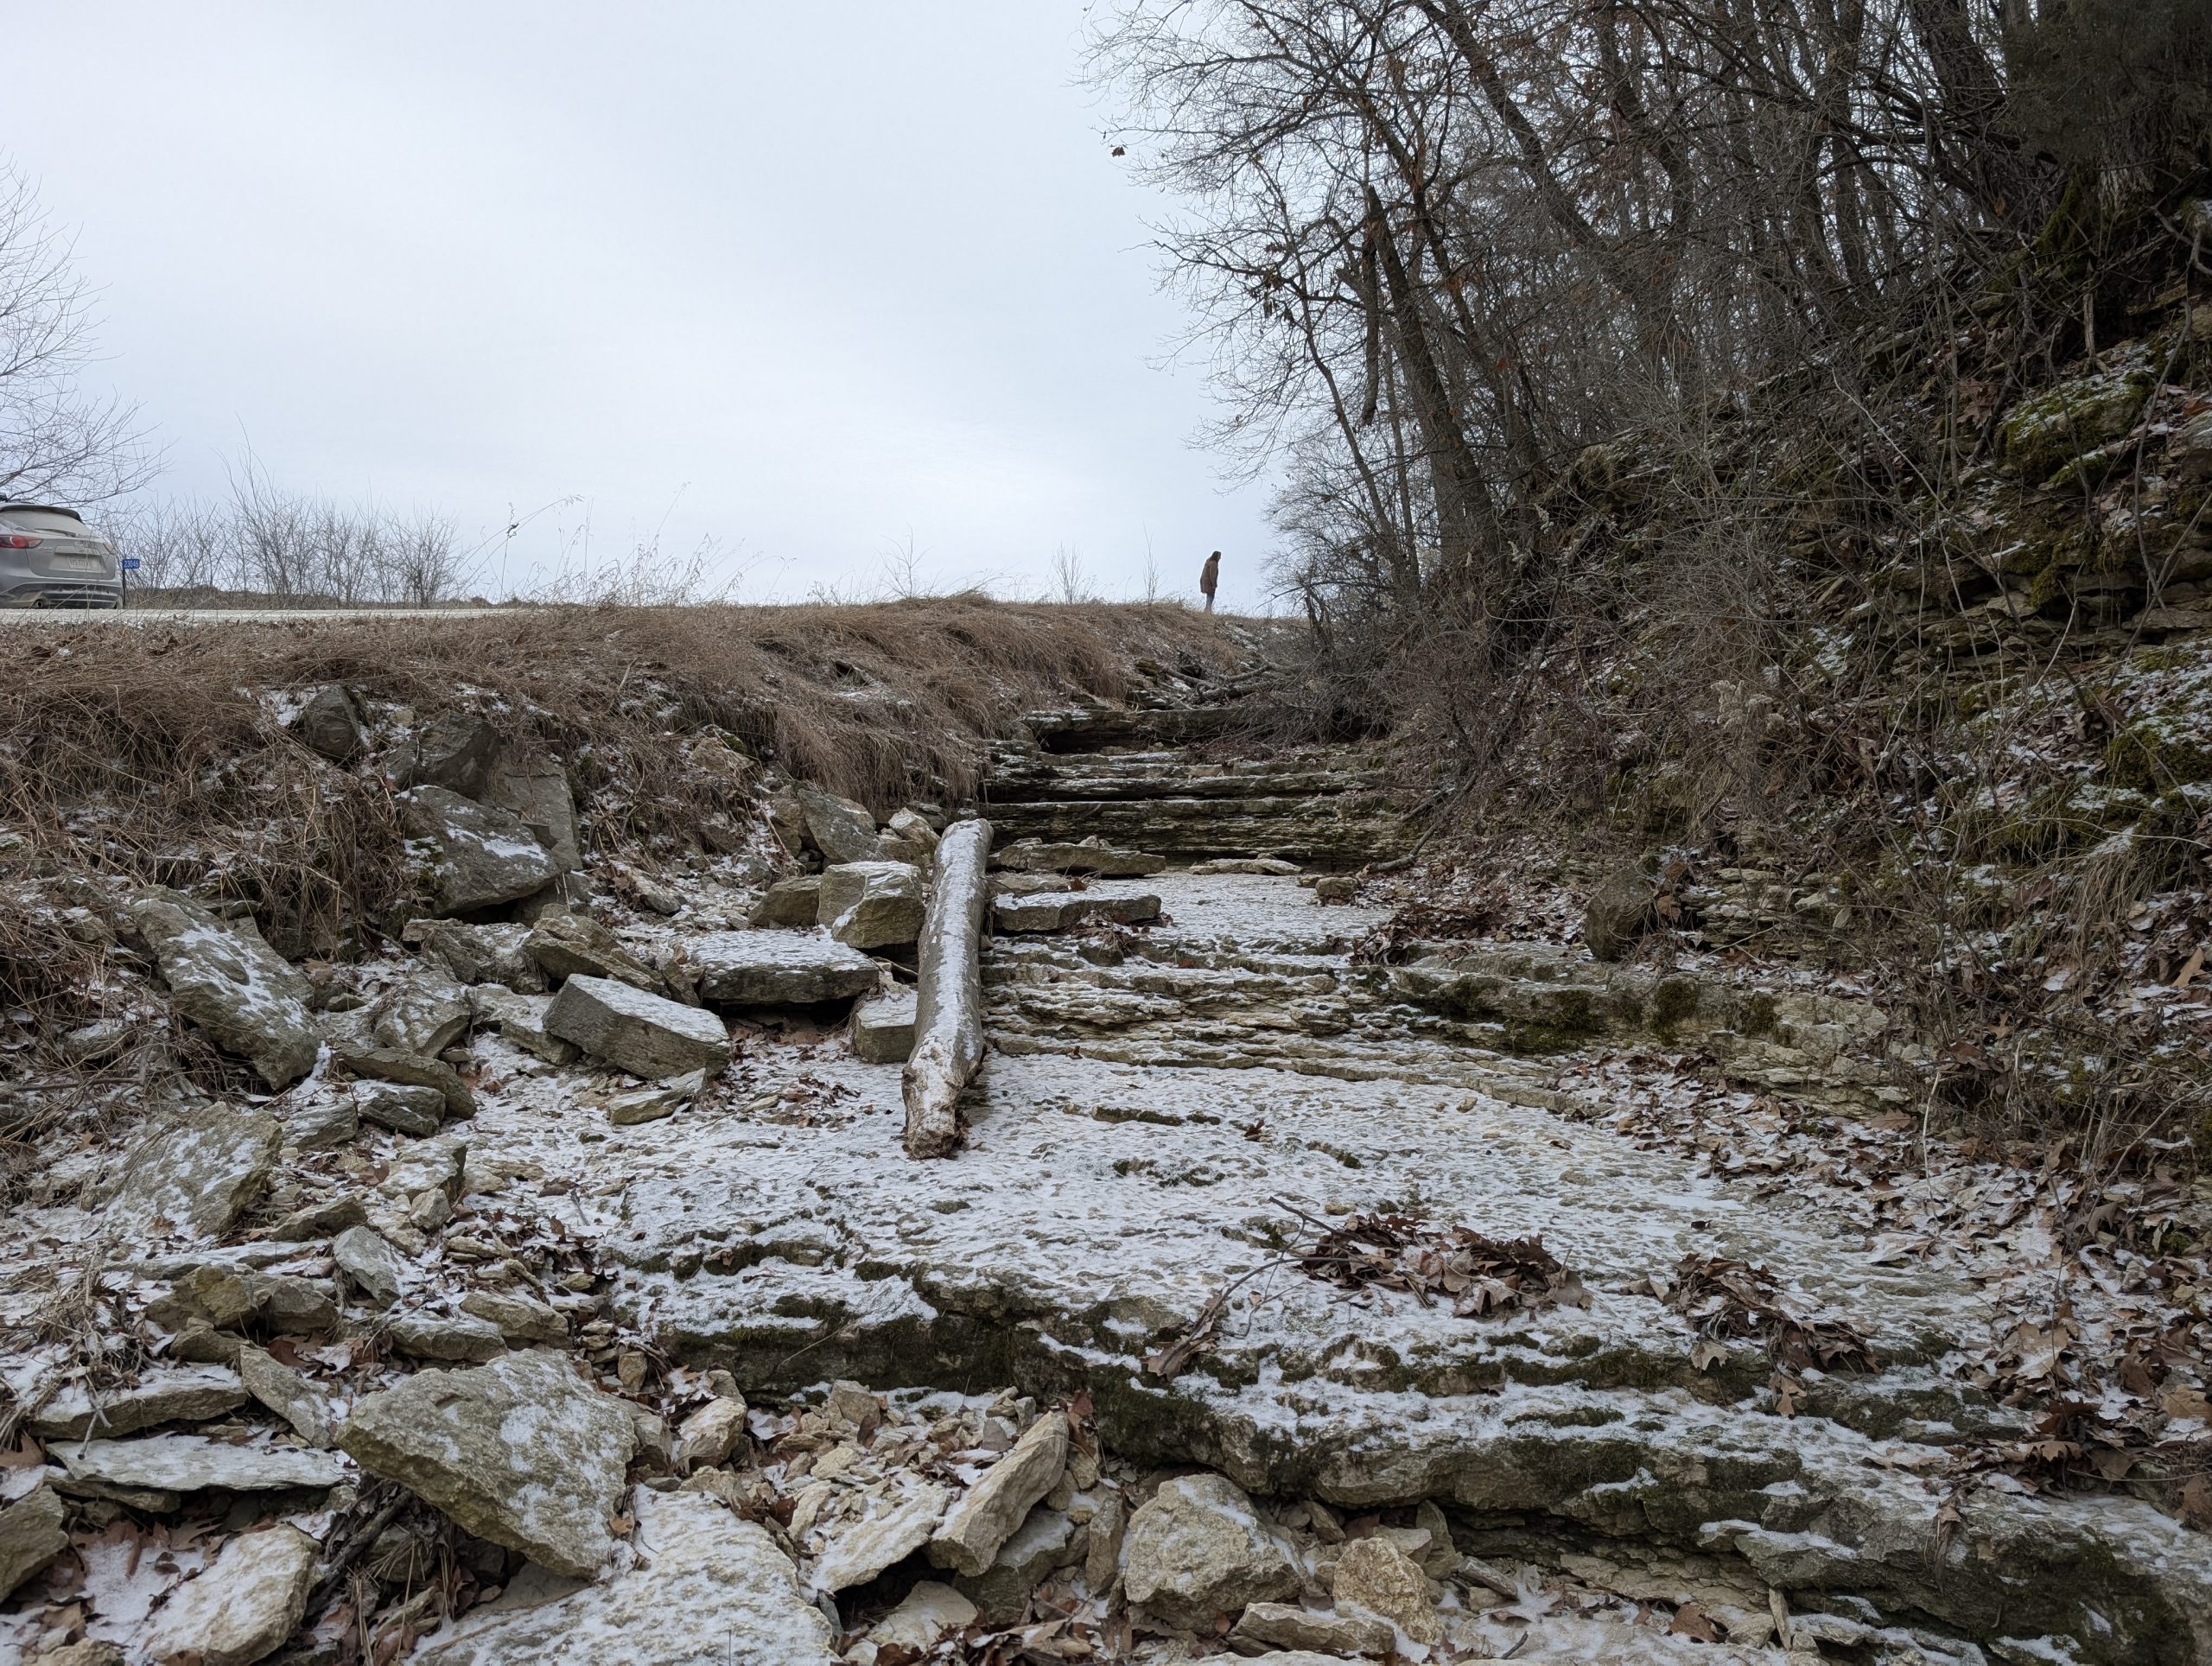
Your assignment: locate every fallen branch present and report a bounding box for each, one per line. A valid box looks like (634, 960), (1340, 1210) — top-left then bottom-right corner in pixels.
(903, 816), (993, 1160)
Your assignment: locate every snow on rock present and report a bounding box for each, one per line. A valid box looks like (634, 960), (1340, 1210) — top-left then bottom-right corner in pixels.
(1331, 1531), (1442, 1644)
(139, 1522), (317, 1666)
(1122, 1472), (1299, 1630)
(410, 1487), (837, 1665)
(850, 985), (918, 1064)
(811, 1477), (950, 1593)
(543, 974), (730, 1079)
(339, 1350), (635, 1578)
(372, 963), (474, 1055)
(57, 1434), (346, 1497)
(26, 1364), (245, 1440)
(794, 783), (883, 863)
(685, 929), (881, 1006)
(397, 785), (559, 915)
(0, 1483), (67, 1600)
(817, 860), (925, 950)
(333, 1224), (414, 1307)
(128, 888), (318, 1087)
(112, 1105), (281, 1242)
(927, 1408), (1067, 1577)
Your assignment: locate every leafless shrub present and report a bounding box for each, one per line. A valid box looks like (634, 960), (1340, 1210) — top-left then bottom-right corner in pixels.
(0, 165), (154, 506)
(111, 460), (478, 606)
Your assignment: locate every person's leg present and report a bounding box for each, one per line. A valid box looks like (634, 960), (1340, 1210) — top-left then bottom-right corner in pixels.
(1205, 591), (1215, 613)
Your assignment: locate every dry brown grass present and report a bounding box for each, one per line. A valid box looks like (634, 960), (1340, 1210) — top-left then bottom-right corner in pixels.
(0, 598), (1247, 957)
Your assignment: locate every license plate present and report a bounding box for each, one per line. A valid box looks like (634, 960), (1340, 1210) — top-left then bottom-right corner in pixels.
(55, 556), (103, 572)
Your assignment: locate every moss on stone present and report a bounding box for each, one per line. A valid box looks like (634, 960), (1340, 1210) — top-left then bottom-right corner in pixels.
(1649, 976), (1703, 1040)
(1998, 367), (2154, 482)
(2105, 722), (2212, 791)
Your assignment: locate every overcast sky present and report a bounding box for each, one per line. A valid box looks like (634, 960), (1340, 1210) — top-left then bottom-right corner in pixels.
(10, 3), (1276, 607)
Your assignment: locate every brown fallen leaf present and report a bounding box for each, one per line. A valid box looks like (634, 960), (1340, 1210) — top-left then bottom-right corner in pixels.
(1669, 1599), (1722, 1641)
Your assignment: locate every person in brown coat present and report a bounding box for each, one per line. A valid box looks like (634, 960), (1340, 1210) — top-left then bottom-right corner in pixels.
(1199, 550), (1221, 613)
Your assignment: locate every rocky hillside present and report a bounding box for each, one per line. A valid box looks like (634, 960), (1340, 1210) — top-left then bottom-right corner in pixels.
(1, 601), (2209, 1664)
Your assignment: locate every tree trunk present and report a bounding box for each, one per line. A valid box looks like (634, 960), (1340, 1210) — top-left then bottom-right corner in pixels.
(902, 817), (992, 1160)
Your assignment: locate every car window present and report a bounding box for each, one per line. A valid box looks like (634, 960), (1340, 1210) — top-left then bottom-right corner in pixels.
(0, 508), (92, 535)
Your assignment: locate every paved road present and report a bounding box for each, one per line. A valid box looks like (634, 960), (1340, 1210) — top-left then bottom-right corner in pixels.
(0, 606), (524, 625)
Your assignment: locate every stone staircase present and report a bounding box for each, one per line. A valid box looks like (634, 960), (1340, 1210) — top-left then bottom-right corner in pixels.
(982, 701), (1409, 867)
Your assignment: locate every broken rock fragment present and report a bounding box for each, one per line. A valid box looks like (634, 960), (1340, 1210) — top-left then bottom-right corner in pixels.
(1231, 1600), (1396, 1657)
(352, 1079), (445, 1136)
(676, 1394), (750, 1470)
(465, 987), (577, 1065)
(334, 1224), (413, 1306)
(929, 1408), (1068, 1577)
(812, 1478), (950, 1592)
(237, 1345), (334, 1446)
(607, 1067), (704, 1125)
(291, 684), (362, 761)
(340, 1350), (635, 1578)
(868, 1580), (976, 1653)
(460, 1288), (569, 1345)
(424, 919), (545, 991)
(387, 1310), (507, 1363)
(544, 973), (731, 1079)
(141, 1522), (318, 1666)
(794, 782), (883, 862)
(525, 910), (667, 995)
(57, 1434), (346, 1497)
(957, 1504), (1081, 1623)
(992, 891), (1162, 933)
(995, 838), (1166, 878)
(850, 985), (919, 1063)
(687, 929), (882, 1006)
(1122, 1472), (1299, 1630)
(27, 1364), (245, 1440)
(335, 1043), (474, 1116)
(115, 1106), (282, 1241)
(1331, 1532), (1441, 1644)
(398, 785), (559, 915)
(129, 889), (318, 1088)
(372, 964), (473, 1055)
(817, 860), (925, 950)
(749, 874), (823, 927)
(0, 1484), (67, 1601)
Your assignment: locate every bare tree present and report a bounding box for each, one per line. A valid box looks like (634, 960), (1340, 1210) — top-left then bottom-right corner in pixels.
(0, 167), (153, 504)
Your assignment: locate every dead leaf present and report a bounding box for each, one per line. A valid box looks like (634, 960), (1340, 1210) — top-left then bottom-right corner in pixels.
(1669, 1599), (1722, 1641)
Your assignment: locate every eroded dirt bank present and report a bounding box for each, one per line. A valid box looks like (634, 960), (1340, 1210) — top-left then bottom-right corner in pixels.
(2, 612), (2209, 1665)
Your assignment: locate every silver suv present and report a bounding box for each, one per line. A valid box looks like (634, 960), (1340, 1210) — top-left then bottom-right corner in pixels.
(0, 502), (122, 608)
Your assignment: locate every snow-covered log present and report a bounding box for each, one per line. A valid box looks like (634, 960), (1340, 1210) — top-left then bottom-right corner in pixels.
(902, 817), (992, 1159)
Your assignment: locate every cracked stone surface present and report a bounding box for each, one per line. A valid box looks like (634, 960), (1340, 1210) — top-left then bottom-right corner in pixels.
(454, 864), (2212, 1660)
